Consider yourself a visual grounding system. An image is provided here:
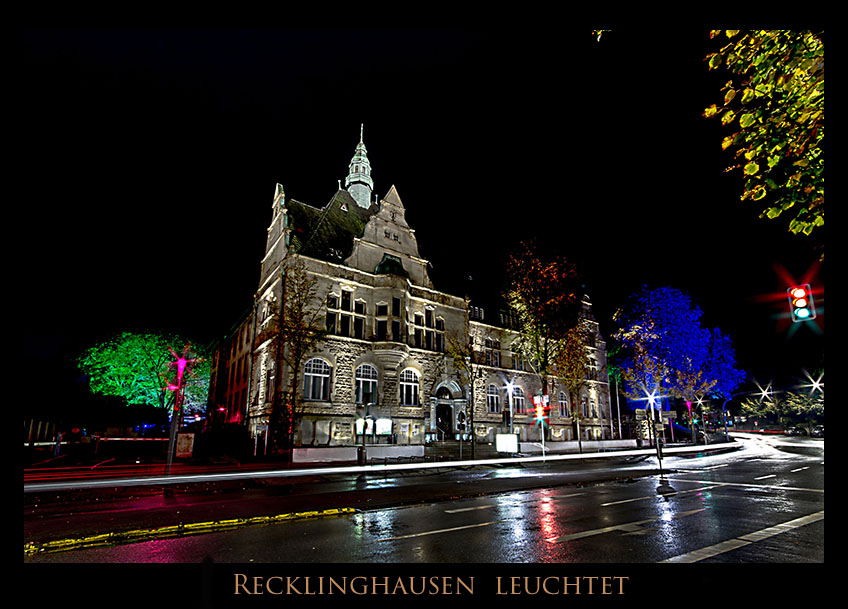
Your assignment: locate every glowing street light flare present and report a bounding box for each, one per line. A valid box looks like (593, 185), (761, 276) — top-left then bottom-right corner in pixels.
(800, 370), (824, 396)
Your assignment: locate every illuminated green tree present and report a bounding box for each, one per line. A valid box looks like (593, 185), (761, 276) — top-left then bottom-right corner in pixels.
(77, 332), (210, 416)
(703, 30), (824, 249)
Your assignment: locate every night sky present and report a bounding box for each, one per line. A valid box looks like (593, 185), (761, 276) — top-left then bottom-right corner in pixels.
(23, 26), (824, 402)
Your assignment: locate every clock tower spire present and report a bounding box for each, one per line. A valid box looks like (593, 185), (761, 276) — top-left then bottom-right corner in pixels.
(344, 124), (374, 209)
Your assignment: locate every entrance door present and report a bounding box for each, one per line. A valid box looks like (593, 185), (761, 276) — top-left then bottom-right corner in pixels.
(435, 403), (453, 439)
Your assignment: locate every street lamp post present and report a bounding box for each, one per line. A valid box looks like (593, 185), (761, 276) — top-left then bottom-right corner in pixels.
(505, 380), (515, 435)
(165, 346), (196, 474)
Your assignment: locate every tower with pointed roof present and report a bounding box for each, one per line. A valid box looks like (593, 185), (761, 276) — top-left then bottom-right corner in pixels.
(345, 124), (373, 209)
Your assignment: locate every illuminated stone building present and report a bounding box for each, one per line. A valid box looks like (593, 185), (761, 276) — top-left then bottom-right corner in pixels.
(210, 129), (614, 458)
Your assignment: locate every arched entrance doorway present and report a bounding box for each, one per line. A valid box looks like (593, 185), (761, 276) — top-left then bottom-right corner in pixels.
(435, 386), (453, 440)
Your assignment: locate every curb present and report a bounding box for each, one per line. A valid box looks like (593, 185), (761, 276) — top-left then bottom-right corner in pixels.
(24, 507), (357, 557)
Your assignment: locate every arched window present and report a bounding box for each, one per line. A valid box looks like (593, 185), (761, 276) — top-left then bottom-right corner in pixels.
(513, 386), (525, 413)
(559, 391), (569, 416)
(487, 384), (500, 413)
(304, 358), (331, 401)
(400, 369), (419, 406)
(355, 364), (378, 405)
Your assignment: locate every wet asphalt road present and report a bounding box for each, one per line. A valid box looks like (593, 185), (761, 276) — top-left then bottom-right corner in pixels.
(24, 434), (823, 564)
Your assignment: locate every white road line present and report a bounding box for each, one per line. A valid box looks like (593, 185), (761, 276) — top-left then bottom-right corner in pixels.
(444, 493), (585, 514)
(444, 505), (497, 514)
(376, 520), (505, 542)
(666, 477), (824, 494)
(661, 510), (824, 563)
(546, 509), (705, 543)
(791, 467), (810, 473)
(754, 474), (777, 480)
(601, 485), (721, 507)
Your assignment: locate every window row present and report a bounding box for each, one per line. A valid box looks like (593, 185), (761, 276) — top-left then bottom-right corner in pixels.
(301, 361), (601, 417)
(326, 294), (445, 351)
(303, 359), (420, 407)
(485, 385), (599, 417)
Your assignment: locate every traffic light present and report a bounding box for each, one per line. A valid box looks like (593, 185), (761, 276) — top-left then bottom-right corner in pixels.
(533, 395), (550, 427)
(787, 284), (816, 322)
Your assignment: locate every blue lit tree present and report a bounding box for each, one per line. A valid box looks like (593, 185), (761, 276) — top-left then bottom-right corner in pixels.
(613, 286), (708, 401)
(613, 286), (745, 442)
(702, 328), (746, 401)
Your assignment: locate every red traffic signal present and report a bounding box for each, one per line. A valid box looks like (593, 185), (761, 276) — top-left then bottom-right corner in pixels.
(533, 396), (550, 427)
(787, 284), (816, 322)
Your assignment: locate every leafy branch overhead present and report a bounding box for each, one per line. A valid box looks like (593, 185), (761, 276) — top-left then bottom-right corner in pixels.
(703, 30), (824, 245)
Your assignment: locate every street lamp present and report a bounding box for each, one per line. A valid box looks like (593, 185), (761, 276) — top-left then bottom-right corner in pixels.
(504, 379), (515, 435)
(164, 344), (198, 474)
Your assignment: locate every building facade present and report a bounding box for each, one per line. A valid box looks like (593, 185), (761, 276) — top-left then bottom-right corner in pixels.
(209, 129), (613, 453)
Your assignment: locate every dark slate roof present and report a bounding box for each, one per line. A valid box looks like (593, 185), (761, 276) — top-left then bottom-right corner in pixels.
(286, 189), (376, 263)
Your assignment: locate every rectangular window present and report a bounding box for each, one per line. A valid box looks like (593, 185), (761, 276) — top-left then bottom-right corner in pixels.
(392, 320), (401, 342)
(401, 383), (419, 406)
(376, 304), (388, 317)
(339, 314), (351, 337)
(356, 379), (377, 405)
(304, 375), (330, 401)
(353, 316), (365, 339)
(376, 319), (387, 341)
(341, 291), (351, 312)
(392, 296), (401, 317)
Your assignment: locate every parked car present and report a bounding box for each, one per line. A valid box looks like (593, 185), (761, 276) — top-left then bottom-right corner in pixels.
(784, 427), (806, 436)
(811, 425), (824, 438)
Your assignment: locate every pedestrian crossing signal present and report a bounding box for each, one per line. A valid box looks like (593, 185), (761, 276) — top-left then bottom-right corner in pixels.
(787, 284), (816, 322)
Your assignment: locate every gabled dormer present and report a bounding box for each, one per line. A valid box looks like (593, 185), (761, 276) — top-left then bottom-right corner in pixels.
(345, 185), (433, 288)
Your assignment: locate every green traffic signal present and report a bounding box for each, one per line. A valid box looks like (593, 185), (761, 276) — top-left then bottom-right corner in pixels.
(788, 284), (816, 322)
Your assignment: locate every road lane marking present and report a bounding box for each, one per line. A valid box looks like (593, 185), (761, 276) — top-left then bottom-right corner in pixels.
(444, 505), (497, 514)
(601, 485), (721, 507)
(754, 474), (777, 480)
(376, 520), (505, 542)
(24, 507), (357, 556)
(665, 477), (824, 494)
(444, 493), (585, 514)
(545, 509), (705, 543)
(791, 467), (810, 473)
(661, 510), (824, 563)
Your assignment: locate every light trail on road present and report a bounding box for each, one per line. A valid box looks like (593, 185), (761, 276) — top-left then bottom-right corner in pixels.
(24, 442), (739, 493)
